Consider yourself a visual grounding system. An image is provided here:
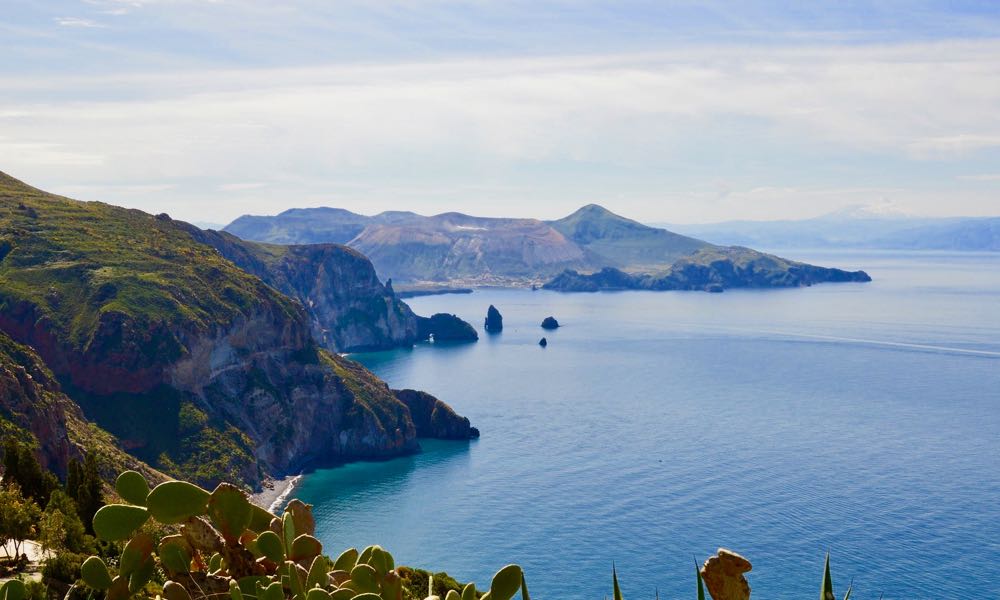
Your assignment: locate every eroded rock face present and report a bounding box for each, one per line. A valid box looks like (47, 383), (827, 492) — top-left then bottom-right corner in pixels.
(0, 331), (73, 474)
(393, 389), (480, 440)
(485, 305), (503, 333)
(0, 331), (165, 483)
(701, 549), (752, 600)
(184, 227), (420, 352)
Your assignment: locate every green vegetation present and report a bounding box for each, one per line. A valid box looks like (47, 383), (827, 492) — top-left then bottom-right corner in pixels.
(67, 471), (867, 600)
(78, 471), (527, 600)
(0, 171), (300, 355)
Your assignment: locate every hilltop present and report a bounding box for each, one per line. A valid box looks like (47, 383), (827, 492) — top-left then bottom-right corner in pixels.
(224, 203), (870, 291)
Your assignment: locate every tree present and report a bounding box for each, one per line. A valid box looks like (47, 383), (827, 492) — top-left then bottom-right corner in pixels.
(65, 458), (82, 500)
(0, 484), (41, 559)
(1, 439), (56, 507)
(37, 508), (66, 555)
(72, 453), (103, 536)
(45, 490), (91, 554)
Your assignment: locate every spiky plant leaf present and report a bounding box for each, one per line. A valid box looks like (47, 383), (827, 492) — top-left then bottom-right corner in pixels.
(821, 553), (835, 600)
(612, 563), (623, 600)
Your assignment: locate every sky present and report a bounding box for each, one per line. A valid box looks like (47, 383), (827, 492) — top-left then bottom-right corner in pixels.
(2, 1), (1000, 225)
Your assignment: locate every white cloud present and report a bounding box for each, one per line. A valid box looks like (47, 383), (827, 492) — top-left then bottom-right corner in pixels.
(218, 182), (267, 192)
(957, 173), (1000, 181)
(2, 40), (1000, 222)
(54, 17), (106, 28)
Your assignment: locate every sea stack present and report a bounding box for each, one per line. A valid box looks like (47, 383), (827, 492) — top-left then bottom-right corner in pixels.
(485, 305), (503, 333)
(541, 316), (560, 329)
(539, 337), (548, 347)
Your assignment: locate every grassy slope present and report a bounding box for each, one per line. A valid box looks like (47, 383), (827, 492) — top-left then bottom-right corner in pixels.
(0, 171), (300, 355)
(0, 171), (418, 487)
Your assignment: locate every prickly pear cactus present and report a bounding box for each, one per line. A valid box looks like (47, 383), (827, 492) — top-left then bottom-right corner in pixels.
(700, 549), (751, 600)
(81, 471), (529, 600)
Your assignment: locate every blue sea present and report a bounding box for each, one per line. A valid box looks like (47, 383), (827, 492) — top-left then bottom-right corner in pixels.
(294, 251), (1000, 599)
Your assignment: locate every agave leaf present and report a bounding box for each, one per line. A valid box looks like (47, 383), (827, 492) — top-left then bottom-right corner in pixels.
(842, 578), (854, 600)
(612, 564), (623, 600)
(821, 553), (835, 600)
(696, 559), (705, 600)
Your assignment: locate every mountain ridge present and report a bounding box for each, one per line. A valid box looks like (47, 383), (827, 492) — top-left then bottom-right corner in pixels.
(224, 203), (871, 291)
(0, 170), (475, 488)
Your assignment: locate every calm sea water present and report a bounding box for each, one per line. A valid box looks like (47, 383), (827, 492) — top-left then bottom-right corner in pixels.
(295, 251), (1000, 599)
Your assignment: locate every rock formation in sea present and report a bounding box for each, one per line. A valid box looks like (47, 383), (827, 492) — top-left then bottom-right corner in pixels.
(393, 389), (480, 439)
(541, 316), (560, 329)
(539, 337), (548, 347)
(485, 305), (504, 333)
(416, 314), (479, 342)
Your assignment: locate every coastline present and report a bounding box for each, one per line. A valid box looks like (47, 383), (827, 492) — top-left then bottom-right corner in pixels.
(251, 473), (303, 512)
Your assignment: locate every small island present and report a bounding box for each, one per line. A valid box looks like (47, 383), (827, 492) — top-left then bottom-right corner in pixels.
(541, 316), (560, 329)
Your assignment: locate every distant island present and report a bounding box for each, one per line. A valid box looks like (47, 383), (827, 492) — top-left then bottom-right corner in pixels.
(224, 204), (871, 292)
(661, 206), (1000, 252)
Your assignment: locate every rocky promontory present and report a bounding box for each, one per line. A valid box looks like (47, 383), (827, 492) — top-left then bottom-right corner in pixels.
(416, 313), (479, 342)
(393, 389), (480, 440)
(544, 247), (871, 292)
(0, 171), (474, 488)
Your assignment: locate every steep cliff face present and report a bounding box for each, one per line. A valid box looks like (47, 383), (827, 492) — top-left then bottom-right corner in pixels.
(181, 226), (420, 352)
(0, 330), (73, 474)
(393, 389), (479, 440)
(0, 172), (424, 487)
(0, 331), (165, 483)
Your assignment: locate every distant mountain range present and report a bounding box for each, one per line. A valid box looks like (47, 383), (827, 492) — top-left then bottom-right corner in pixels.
(224, 204), (870, 291)
(661, 210), (1000, 252)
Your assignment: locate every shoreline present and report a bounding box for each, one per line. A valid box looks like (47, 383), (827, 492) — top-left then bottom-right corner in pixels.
(250, 473), (303, 512)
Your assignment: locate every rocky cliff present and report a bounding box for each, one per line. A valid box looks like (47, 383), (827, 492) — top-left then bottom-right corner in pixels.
(393, 389), (480, 440)
(0, 331), (165, 483)
(0, 171), (467, 488)
(181, 226), (420, 352)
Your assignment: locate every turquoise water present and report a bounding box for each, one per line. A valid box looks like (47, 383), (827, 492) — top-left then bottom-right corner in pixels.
(295, 251), (1000, 599)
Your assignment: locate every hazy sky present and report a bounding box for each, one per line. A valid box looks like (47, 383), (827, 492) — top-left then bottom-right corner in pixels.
(2, 1), (999, 224)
